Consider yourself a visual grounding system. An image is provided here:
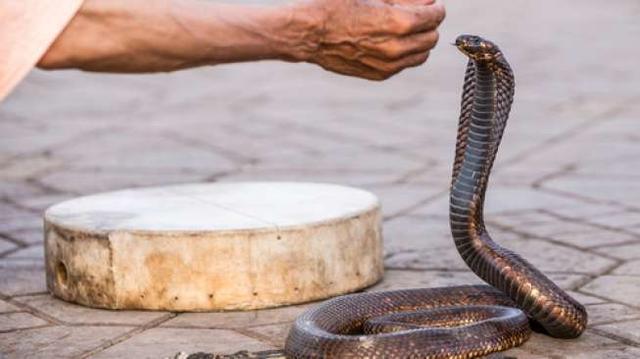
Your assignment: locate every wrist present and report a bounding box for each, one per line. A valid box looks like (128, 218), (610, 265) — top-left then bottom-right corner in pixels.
(268, 2), (324, 63)
(191, 3), (322, 65)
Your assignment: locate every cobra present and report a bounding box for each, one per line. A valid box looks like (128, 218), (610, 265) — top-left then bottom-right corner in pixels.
(283, 35), (588, 359)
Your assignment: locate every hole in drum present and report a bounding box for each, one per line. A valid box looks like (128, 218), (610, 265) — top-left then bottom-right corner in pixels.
(56, 261), (68, 286)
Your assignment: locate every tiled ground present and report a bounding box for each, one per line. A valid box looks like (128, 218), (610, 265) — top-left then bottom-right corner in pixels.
(2, 0), (640, 358)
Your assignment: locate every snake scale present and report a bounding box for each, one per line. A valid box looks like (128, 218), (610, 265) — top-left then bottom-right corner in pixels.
(283, 35), (588, 358)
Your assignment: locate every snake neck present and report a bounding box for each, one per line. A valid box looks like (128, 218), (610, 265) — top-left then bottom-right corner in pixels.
(450, 61), (497, 249)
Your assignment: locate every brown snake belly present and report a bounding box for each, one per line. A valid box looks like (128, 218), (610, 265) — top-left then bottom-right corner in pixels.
(283, 35), (588, 358)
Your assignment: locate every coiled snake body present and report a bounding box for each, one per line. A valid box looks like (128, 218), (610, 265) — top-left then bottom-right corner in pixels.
(284, 35), (588, 358)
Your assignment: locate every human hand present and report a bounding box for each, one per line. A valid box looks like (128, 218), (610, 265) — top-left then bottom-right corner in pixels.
(289, 0), (445, 80)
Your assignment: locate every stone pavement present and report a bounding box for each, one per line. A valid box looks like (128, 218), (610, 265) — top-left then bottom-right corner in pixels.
(1, 0), (640, 358)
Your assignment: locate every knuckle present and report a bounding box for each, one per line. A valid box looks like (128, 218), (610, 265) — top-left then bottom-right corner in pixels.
(364, 58), (394, 73)
(435, 3), (446, 23)
(377, 61), (403, 75)
(378, 71), (394, 80)
(418, 54), (429, 65)
(382, 43), (404, 59)
(359, 57), (391, 74)
(368, 72), (388, 81)
(430, 31), (440, 46)
(414, 51), (430, 65)
(389, 61), (406, 73)
(415, 32), (438, 51)
(391, 14), (415, 34)
(378, 62), (396, 73)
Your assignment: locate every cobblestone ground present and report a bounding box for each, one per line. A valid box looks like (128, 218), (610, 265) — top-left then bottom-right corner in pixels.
(2, 0), (640, 358)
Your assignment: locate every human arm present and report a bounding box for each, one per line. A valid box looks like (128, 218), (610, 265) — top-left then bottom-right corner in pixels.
(38, 0), (445, 80)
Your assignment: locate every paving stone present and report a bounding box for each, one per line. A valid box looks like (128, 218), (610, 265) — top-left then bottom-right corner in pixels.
(372, 269), (586, 293)
(546, 273), (590, 291)
(15, 295), (171, 326)
(0, 120), (107, 160)
(0, 238), (17, 256)
(612, 260), (640, 276)
(0, 204), (41, 233)
(382, 215), (469, 271)
(2, 228), (43, 245)
(485, 165), (556, 187)
(385, 248), (468, 271)
(544, 230), (638, 249)
(504, 331), (640, 358)
(255, 147), (425, 173)
(494, 216), (580, 237)
(596, 319), (640, 344)
(0, 155), (63, 181)
(383, 215), (453, 252)
(543, 176), (640, 211)
(489, 235), (613, 275)
(0, 204), (24, 220)
(595, 242), (640, 261)
(383, 214), (600, 279)
(5, 245), (43, 260)
(51, 130), (240, 173)
(0, 312), (48, 332)
(160, 304), (310, 329)
(515, 116), (640, 173)
(484, 187), (596, 215)
(385, 233), (614, 275)
(409, 187), (592, 218)
(38, 170), (211, 194)
(544, 206), (625, 223)
(218, 169), (402, 188)
(491, 211), (556, 227)
(242, 323), (292, 348)
(582, 275), (640, 307)
(0, 181), (47, 201)
(492, 213), (634, 248)
(567, 347), (640, 359)
(582, 210), (640, 230)
(0, 258), (46, 296)
(567, 291), (607, 306)
(92, 328), (273, 359)
(365, 184), (444, 218)
(5, 70), (166, 120)
(0, 299), (20, 313)
(0, 325), (133, 358)
(370, 269), (484, 291)
(574, 154), (640, 183)
(0, 215), (42, 234)
(586, 303), (640, 326)
(11, 193), (75, 213)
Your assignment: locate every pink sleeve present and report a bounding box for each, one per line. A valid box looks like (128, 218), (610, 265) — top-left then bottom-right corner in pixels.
(0, 0), (84, 102)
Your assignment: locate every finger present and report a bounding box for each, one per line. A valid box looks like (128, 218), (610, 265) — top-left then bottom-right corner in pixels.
(316, 54), (389, 81)
(389, 1), (446, 34)
(359, 51), (430, 77)
(363, 30), (439, 60)
(383, 0), (436, 5)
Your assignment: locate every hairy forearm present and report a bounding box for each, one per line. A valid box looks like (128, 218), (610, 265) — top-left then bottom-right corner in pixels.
(38, 0), (318, 72)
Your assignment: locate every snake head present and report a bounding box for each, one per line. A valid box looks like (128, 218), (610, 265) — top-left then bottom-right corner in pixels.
(455, 35), (502, 62)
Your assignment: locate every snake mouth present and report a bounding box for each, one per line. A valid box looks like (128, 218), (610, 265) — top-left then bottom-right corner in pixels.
(453, 43), (472, 57)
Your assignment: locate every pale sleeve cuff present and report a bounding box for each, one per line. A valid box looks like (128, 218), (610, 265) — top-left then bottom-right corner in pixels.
(0, 0), (84, 102)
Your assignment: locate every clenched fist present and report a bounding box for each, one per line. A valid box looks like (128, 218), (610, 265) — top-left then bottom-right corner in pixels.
(289, 0), (446, 80)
